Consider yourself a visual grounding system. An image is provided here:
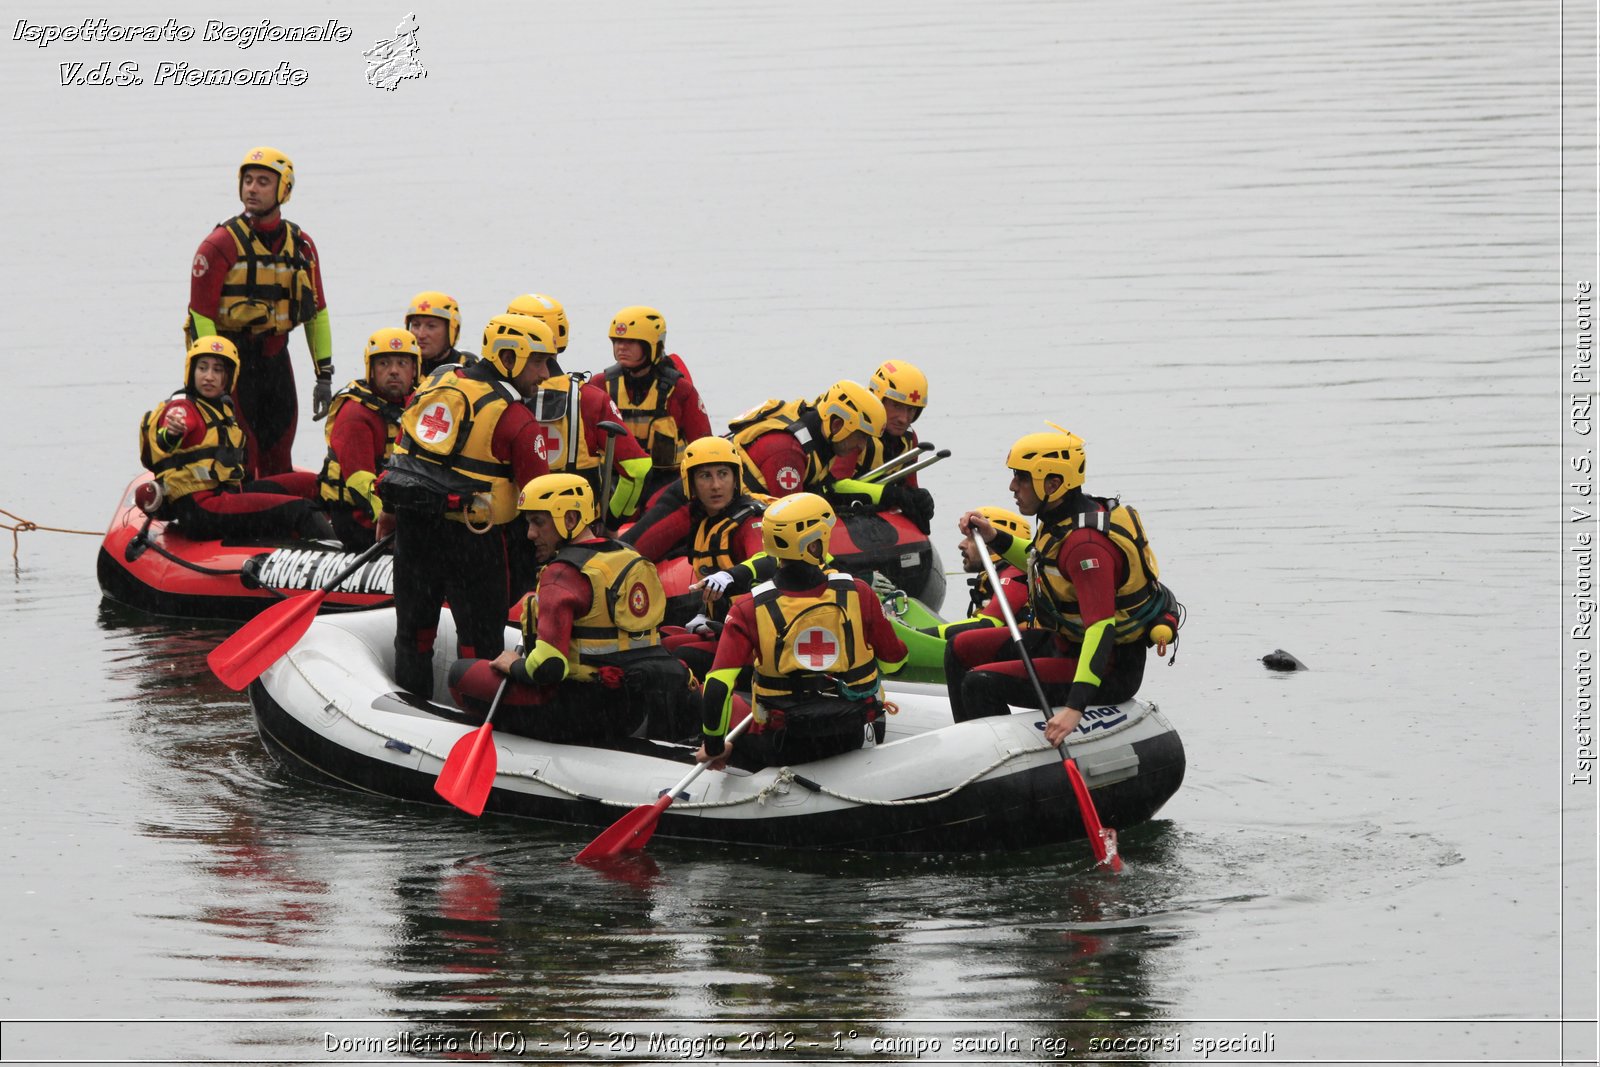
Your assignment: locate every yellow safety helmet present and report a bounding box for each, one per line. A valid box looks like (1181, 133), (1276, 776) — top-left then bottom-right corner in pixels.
(239, 145), (294, 206)
(608, 305), (666, 364)
(1006, 430), (1086, 506)
(975, 505), (1029, 560)
(481, 313), (557, 380)
(517, 472), (598, 536)
(406, 291), (462, 348)
(362, 327), (421, 381)
(815, 380), (887, 443)
(761, 492), (836, 563)
(680, 435), (743, 497)
(869, 360), (929, 410)
(507, 293), (570, 354)
(184, 336), (241, 390)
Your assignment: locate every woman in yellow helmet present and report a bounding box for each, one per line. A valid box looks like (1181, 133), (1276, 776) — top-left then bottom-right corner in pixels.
(139, 338), (333, 542)
(624, 437), (770, 679)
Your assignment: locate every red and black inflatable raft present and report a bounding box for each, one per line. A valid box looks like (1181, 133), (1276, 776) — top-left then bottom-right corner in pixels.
(97, 473), (394, 621)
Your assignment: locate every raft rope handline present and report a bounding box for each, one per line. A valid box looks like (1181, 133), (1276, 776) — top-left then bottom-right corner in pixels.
(1, 509), (100, 562)
(284, 651), (1047, 813)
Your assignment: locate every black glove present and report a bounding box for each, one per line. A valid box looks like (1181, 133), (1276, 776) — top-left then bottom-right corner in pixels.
(311, 377), (334, 421)
(883, 483), (935, 532)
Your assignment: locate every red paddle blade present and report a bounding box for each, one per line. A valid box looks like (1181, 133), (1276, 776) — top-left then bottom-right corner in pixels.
(434, 724), (498, 816)
(207, 591), (327, 690)
(575, 794), (673, 865)
(1063, 757), (1125, 872)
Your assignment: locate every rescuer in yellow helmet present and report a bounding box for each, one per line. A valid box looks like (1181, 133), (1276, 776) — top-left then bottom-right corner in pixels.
(187, 146), (335, 478)
(947, 430), (1183, 744)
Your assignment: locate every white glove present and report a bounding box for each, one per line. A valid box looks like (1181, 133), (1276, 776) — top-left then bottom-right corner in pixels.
(685, 613), (715, 636)
(696, 570), (735, 599)
(870, 571), (898, 597)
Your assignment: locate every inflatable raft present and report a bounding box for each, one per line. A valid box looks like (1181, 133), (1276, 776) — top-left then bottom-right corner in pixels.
(249, 608), (1185, 853)
(98, 472), (395, 620)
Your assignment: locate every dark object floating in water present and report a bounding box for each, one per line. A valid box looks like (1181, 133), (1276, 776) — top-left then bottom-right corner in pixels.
(1262, 649), (1306, 671)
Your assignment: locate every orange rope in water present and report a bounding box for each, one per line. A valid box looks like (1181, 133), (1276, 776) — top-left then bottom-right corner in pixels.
(0, 508), (100, 563)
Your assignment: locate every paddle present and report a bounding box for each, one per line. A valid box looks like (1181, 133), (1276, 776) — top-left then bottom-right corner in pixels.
(859, 441), (934, 483)
(575, 714), (755, 864)
(208, 533), (395, 690)
(975, 532), (1122, 871)
(433, 651), (518, 816)
(596, 419), (625, 530)
(875, 448), (951, 486)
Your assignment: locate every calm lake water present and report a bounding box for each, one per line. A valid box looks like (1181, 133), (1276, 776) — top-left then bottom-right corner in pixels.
(1, 0), (1594, 1063)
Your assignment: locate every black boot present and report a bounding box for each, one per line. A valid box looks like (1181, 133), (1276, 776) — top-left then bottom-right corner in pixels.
(394, 646), (434, 700)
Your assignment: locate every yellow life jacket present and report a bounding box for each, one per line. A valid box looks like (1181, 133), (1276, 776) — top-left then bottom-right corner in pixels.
(138, 392), (246, 503)
(725, 398), (832, 494)
(688, 496), (766, 581)
(318, 380), (405, 507)
(524, 374), (601, 474)
(601, 361), (685, 471)
(389, 371), (519, 526)
(1028, 496), (1168, 645)
(214, 215), (317, 337)
(530, 540), (664, 662)
(750, 572), (880, 715)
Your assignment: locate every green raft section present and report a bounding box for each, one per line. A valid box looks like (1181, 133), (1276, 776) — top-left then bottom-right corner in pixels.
(880, 594), (982, 686)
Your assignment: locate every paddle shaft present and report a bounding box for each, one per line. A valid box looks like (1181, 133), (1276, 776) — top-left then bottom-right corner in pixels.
(976, 543), (1058, 728)
(433, 645), (521, 816)
(574, 714), (756, 862)
(208, 533), (396, 690)
(309, 533), (397, 596)
(596, 419), (624, 527)
(874, 448), (951, 487)
(976, 535), (1121, 870)
(859, 441), (934, 484)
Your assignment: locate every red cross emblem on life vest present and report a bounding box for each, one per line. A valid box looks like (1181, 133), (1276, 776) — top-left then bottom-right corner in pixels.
(628, 581), (650, 617)
(775, 465), (801, 492)
(794, 627), (840, 670)
(417, 404), (453, 442)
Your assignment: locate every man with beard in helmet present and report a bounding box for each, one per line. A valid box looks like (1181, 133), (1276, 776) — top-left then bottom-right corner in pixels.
(946, 431), (1182, 745)
(449, 474), (692, 743)
(695, 492), (907, 772)
(405, 291), (475, 376)
(378, 314), (555, 699)
(139, 337), (333, 542)
(317, 328), (419, 551)
(187, 146), (333, 478)
(598, 305), (713, 510)
(916, 506), (1030, 641)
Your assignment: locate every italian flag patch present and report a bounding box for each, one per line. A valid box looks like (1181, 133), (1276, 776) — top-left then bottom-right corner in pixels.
(1078, 558), (1101, 572)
